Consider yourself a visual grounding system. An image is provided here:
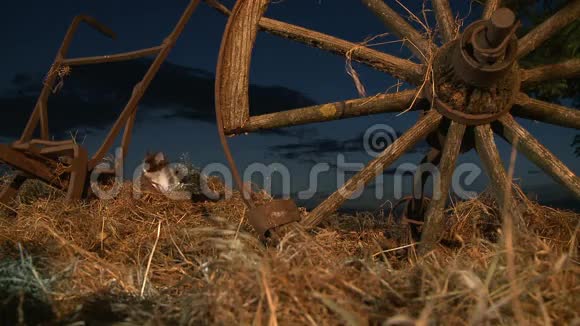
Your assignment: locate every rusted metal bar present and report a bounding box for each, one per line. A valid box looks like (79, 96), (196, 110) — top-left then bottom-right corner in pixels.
(497, 115), (580, 198)
(65, 145), (88, 200)
(520, 58), (580, 86)
(361, 0), (436, 61)
(17, 15), (116, 144)
(517, 0), (580, 59)
(474, 124), (522, 225)
(62, 46), (163, 66)
(0, 144), (61, 186)
(38, 102), (49, 140)
(302, 110), (443, 228)
(432, 0), (456, 42)
(419, 121), (466, 254)
(89, 0), (200, 169)
(482, 0), (501, 20)
(231, 90), (419, 134)
(204, 0), (424, 84)
(511, 93), (580, 130)
(121, 107), (137, 160)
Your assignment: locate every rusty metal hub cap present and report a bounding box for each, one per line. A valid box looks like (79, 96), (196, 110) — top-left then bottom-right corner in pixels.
(423, 8), (521, 126)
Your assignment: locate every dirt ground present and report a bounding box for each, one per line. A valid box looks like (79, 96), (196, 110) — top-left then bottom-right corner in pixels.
(0, 179), (578, 325)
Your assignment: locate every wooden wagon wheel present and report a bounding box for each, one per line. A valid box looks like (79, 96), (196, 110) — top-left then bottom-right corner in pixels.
(211, 0), (580, 250)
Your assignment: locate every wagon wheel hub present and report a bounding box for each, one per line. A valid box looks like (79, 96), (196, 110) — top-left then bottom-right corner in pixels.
(424, 8), (521, 126)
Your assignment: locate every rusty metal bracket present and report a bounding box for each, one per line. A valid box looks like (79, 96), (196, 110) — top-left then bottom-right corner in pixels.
(248, 199), (302, 240)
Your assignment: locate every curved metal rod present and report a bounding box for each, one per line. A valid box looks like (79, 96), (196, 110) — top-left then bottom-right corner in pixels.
(511, 93), (580, 130)
(204, 0), (425, 84)
(63, 46), (163, 66)
(496, 114), (580, 198)
(18, 15), (116, 143)
(89, 0), (201, 168)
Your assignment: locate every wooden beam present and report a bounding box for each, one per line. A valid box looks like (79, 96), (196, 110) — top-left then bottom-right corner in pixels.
(520, 58), (580, 86)
(511, 93), (580, 130)
(497, 115), (580, 198)
(474, 124), (522, 226)
(361, 0), (436, 61)
(419, 121), (466, 254)
(302, 110), (443, 228)
(517, 0), (580, 59)
(205, 0), (425, 84)
(432, 0), (457, 42)
(482, 0), (501, 20)
(231, 89), (420, 134)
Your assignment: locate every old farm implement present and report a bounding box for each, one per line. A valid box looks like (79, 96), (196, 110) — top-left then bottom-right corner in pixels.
(0, 0), (200, 205)
(211, 0), (580, 249)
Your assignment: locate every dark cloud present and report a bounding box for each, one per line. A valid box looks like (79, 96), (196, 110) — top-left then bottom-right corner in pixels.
(266, 130), (431, 163)
(0, 58), (317, 139)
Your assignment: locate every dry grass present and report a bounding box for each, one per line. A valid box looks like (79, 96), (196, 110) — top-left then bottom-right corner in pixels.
(0, 179), (579, 325)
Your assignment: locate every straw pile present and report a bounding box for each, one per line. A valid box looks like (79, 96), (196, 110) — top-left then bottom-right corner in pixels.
(0, 178), (578, 325)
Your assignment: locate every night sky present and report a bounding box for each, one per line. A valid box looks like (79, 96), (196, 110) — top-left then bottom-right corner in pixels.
(0, 0), (578, 210)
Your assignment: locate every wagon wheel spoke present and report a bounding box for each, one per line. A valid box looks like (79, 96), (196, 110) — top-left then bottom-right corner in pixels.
(521, 58), (580, 86)
(419, 121), (466, 254)
(482, 0), (502, 19)
(432, 0), (457, 42)
(496, 115), (580, 198)
(205, 0), (424, 84)
(238, 89), (421, 134)
(517, 0), (580, 60)
(361, 0), (436, 62)
(511, 93), (580, 130)
(303, 111), (443, 228)
(473, 124), (523, 226)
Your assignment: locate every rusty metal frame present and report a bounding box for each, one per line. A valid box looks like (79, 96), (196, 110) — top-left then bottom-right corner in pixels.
(0, 0), (200, 205)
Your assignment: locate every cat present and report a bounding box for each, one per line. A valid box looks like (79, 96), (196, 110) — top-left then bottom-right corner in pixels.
(138, 151), (221, 202)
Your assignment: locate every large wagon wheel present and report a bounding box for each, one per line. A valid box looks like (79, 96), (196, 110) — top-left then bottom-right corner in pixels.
(210, 0), (580, 250)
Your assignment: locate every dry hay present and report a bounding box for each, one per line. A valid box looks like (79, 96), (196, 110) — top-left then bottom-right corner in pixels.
(0, 179), (578, 325)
